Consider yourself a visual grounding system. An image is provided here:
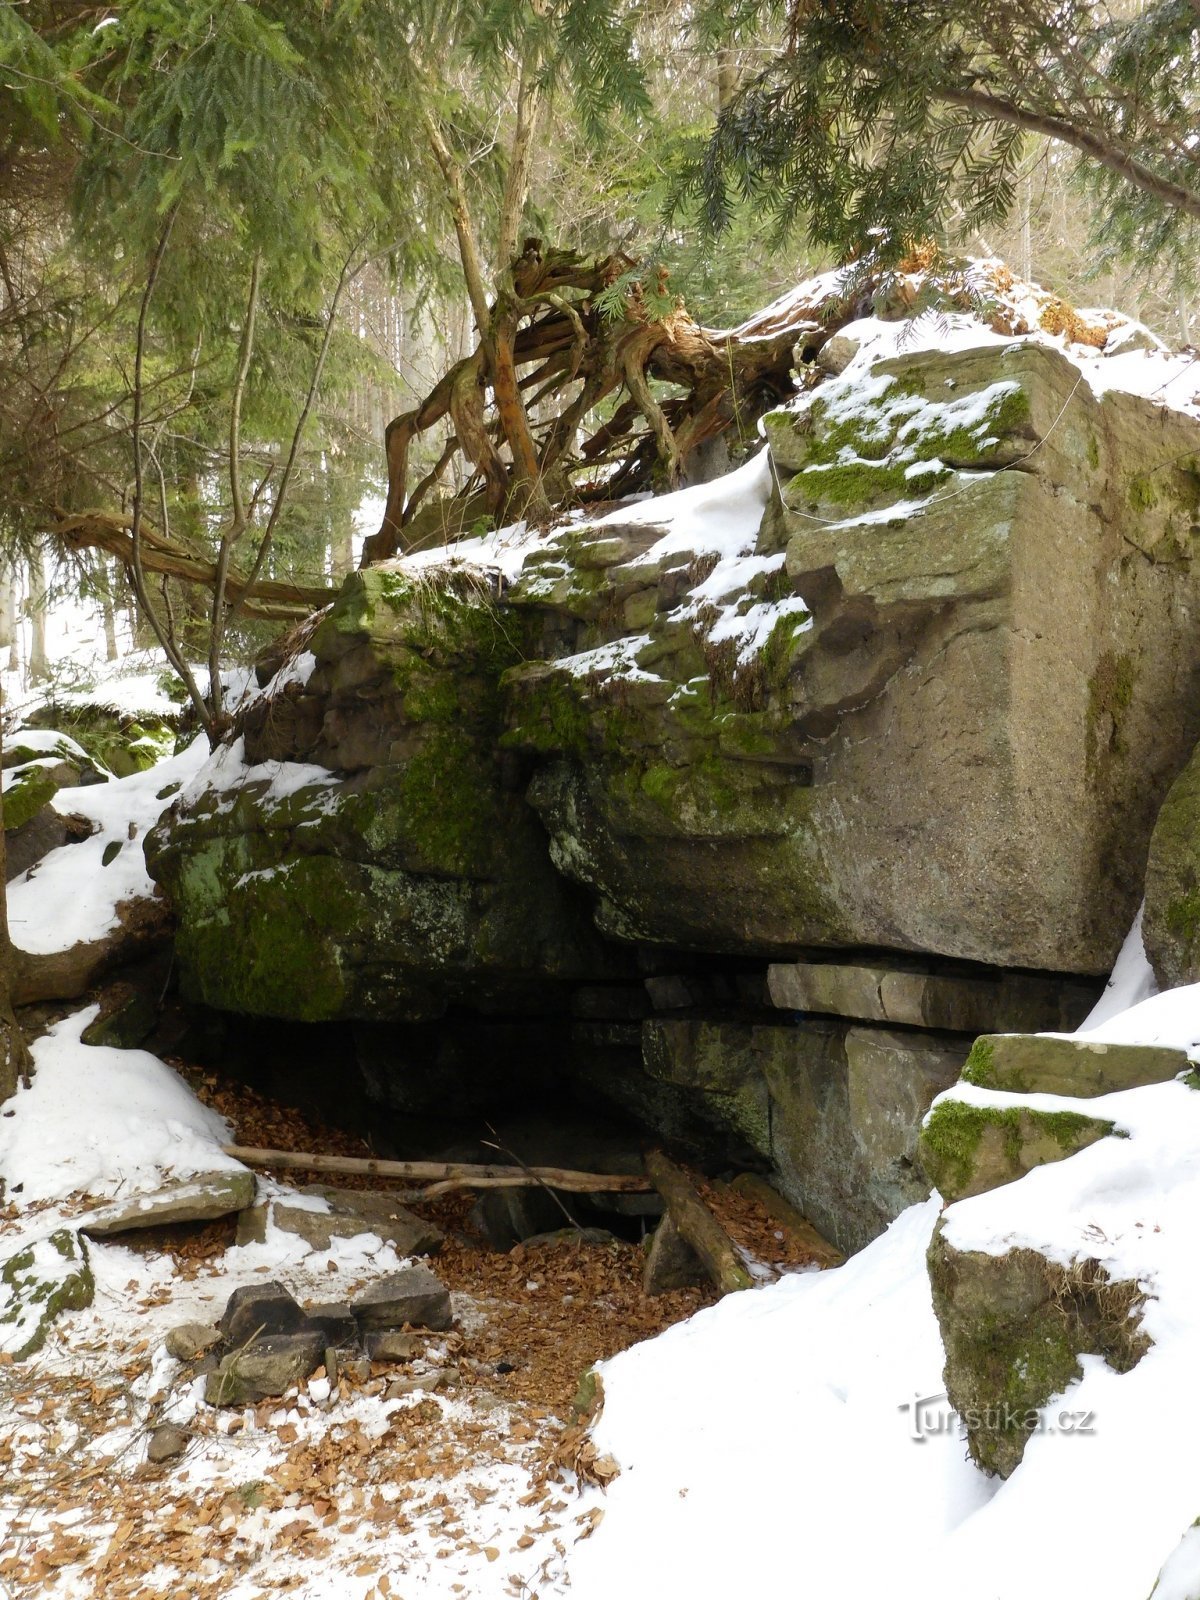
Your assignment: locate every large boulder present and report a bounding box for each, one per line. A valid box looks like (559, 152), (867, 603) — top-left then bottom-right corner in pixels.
(642, 1014), (966, 1254)
(151, 341), (1200, 1009)
(512, 343), (1200, 971)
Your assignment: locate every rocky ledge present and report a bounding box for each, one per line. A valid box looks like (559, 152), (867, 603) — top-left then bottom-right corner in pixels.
(145, 332), (1200, 1254)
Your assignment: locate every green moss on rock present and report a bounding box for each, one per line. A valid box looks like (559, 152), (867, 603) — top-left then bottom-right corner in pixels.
(918, 1097), (1113, 1202)
(928, 1226), (1148, 1476)
(2, 765), (58, 831)
(961, 1037), (999, 1089)
(0, 1228), (94, 1360)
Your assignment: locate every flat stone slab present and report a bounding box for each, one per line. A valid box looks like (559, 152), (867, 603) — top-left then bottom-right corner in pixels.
(352, 1265), (452, 1332)
(299, 1186), (444, 1255)
(236, 1187), (443, 1255)
(83, 1170), (255, 1237)
(767, 962), (1098, 1035)
(205, 1330), (325, 1406)
(962, 1033), (1189, 1097)
(918, 1097), (1114, 1203)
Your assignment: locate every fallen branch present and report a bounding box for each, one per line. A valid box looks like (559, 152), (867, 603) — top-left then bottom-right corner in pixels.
(53, 510), (336, 620)
(644, 1150), (754, 1294)
(221, 1144), (652, 1193)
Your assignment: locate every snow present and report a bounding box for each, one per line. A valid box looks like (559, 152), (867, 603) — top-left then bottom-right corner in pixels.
(7, 736), (209, 958)
(175, 734), (339, 816)
(0, 1008), (239, 1205)
(1078, 907), (1158, 1030)
(3, 728), (99, 767)
(564, 985), (1200, 1600)
(7, 656), (190, 731)
(818, 307), (1200, 422)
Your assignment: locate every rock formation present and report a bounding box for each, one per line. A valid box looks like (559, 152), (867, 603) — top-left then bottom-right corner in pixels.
(147, 331), (1200, 1254)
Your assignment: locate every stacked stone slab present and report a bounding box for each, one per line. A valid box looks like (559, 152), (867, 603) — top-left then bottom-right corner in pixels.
(922, 1028), (1188, 1476)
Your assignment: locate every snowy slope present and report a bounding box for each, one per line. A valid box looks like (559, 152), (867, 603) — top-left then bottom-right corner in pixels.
(567, 969), (1200, 1600)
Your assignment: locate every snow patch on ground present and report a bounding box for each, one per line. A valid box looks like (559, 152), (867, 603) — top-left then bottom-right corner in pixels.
(0, 1009), (238, 1204)
(567, 980), (1200, 1600)
(8, 736), (209, 957)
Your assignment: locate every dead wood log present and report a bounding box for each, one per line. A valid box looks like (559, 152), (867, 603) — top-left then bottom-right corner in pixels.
(644, 1150), (754, 1294)
(222, 1144), (653, 1193)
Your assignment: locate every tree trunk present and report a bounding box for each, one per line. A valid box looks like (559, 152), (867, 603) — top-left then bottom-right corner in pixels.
(101, 561), (119, 662)
(0, 710), (32, 1101)
(27, 553), (48, 685)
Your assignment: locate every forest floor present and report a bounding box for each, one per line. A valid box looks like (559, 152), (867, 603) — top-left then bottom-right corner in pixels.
(0, 1033), (822, 1600)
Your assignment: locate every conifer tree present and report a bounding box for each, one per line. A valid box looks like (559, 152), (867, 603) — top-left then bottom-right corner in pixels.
(689, 1), (1200, 274)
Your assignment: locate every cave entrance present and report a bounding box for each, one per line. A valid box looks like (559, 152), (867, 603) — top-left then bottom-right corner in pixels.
(181, 957), (778, 1249)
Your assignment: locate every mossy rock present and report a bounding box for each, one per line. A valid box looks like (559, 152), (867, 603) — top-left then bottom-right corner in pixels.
(928, 1222), (1148, 1476)
(917, 1096), (1114, 1203)
(0, 1228), (94, 1360)
(1144, 739), (1200, 988)
(2, 764), (60, 832)
(765, 344), (1036, 522)
(961, 1033), (1188, 1097)
(80, 987), (161, 1049)
(22, 704), (178, 778)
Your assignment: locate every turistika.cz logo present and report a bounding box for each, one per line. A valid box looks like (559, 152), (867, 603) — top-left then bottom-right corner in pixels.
(898, 1391), (1096, 1443)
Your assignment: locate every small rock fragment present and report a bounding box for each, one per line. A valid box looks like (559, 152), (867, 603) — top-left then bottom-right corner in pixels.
(165, 1321), (222, 1361)
(643, 1213), (707, 1296)
(303, 1301), (358, 1346)
(383, 1369), (449, 1400)
(352, 1265), (452, 1332)
(147, 1424), (189, 1463)
(364, 1329), (430, 1363)
(205, 1331), (325, 1407)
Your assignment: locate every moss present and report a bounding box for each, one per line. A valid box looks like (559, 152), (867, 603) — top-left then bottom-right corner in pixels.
(1129, 474), (1160, 513)
(1166, 889), (1200, 946)
(2, 766), (58, 831)
(176, 853), (352, 1022)
(919, 1099), (1112, 1201)
(961, 1037), (1000, 1090)
(919, 1099), (996, 1197)
(499, 668), (595, 755)
(1086, 649), (1137, 774)
(639, 762), (677, 809)
(790, 457), (916, 510)
(0, 1228), (94, 1360)
(571, 1367), (602, 1419)
(1086, 432), (1100, 470)
(929, 1232), (1148, 1477)
(392, 730), (497, 874)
